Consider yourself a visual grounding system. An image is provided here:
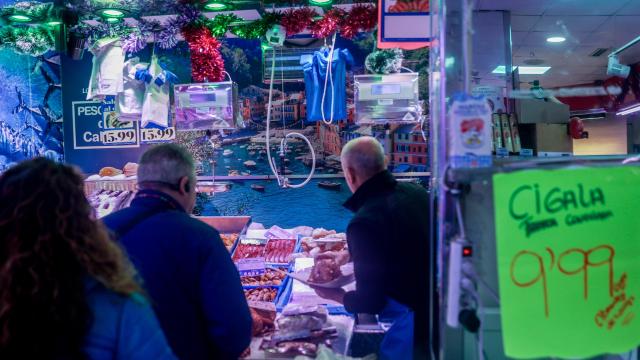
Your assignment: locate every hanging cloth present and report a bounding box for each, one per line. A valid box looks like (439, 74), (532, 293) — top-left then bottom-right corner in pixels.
(116, 57), (148, 120)
(87, 37), (125, 100)
(139, 56), (178, 128)
(303, 47), (354, 122)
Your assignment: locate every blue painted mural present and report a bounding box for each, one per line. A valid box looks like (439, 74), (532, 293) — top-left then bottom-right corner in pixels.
(0, 48), (63, 171)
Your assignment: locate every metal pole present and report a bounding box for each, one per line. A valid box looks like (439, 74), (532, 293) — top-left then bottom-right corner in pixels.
(430, 0), (474, 358)
(610, 35), (640, 57)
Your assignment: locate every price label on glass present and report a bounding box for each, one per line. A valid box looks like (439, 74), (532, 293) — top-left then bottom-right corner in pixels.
(140, 127), (176, 144)
(100, 129), (138, 144)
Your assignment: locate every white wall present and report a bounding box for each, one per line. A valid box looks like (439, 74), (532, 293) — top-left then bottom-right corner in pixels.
(572, 115), (628, 156)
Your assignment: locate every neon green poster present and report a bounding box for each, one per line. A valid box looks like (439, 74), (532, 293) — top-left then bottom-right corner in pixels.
(493, 166), (640, 359)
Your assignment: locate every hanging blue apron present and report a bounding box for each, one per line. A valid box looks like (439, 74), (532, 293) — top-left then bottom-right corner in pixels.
(378, 299), (415, 360)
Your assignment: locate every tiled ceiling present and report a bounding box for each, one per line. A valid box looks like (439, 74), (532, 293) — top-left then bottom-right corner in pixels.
(476, 0), (640, 88)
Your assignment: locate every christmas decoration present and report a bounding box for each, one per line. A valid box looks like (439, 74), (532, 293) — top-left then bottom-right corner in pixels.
(68, 4), (379, 53)
(207, 13), (239, 37)
(340, 4), (377, 39)
(310, 8), (345, 38)
(72, 22), (134, 47)
(122, 29), (147, 53)
(1, 1), (54, 21)
(176, 4), (202, 27)
(280, 7), (317, 36)
(0, 26), (55, 56)
(232, 12), (281, 40)
(157, 17), (181, 49)
(365, 48), (403, 74)
(182, 26), (225, 82)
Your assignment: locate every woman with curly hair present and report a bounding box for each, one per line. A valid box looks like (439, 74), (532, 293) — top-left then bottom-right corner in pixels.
(0, 158), (177, 360)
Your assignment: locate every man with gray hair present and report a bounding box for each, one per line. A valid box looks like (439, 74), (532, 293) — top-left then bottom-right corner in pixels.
(103, 144), (252, 360)
(313, 136), (432, 359)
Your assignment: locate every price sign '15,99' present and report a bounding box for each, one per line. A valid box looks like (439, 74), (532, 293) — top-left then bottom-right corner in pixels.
(493, 166), (640, 359)
(141, 127), (176, 143)
(101, 129), (137, 144)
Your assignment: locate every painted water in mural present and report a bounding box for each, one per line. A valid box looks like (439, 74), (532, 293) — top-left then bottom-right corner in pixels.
(0, 49), (63, 170)
(178, 35), (430, 178)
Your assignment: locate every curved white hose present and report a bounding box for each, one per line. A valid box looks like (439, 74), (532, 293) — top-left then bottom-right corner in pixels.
(265, 47), (316, 188)
(321, 33), (337, 125)
(280, 133), (316, 188)
(266, 50), (282, 185)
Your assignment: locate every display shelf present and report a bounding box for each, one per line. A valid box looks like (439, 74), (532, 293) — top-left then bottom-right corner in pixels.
(84, 177), (233, 194)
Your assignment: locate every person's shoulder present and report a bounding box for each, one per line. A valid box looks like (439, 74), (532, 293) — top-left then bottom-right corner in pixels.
(85, 279), (146, 311)
(397, 181), (429, 194)
(101, 206), (138, 228)
(170, 212), (220, 237)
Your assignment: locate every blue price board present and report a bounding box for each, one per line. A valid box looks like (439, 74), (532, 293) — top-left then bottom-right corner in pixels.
(72, 100), (140, 149)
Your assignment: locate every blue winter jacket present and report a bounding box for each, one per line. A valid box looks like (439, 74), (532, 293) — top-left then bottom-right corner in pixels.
(103, 190), (252, 360)
(84, 279), (176, 360)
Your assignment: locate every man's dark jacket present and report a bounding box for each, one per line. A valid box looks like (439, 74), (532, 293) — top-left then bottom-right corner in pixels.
(103, 190), (252, 360)
(343, 170), (431, 355)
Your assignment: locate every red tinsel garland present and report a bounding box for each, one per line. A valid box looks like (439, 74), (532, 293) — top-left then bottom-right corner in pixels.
(310, 8), (347, 38)
(340, 4), (377, 39)
(182, 26), (225, 83)
(281, 7), (318, 36)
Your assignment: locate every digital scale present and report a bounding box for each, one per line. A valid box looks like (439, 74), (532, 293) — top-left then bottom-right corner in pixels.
(174, 82), (239, 130)
(354, 73), (421, 125)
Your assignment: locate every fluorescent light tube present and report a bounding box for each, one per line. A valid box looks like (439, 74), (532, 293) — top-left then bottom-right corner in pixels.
(617, 103), (640, 116)
(492, 66), (551, 75)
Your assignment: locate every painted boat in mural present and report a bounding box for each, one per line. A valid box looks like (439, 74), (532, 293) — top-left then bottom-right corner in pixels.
(244, 160), (257, 169)
(318, 181), (341, 190)
(223, 149), (234, 157)
(250, 184), (265, 192)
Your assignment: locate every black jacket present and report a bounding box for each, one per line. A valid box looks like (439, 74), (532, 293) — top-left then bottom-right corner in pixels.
(103, 190), (252, 360)
(343, 171), (431, 331)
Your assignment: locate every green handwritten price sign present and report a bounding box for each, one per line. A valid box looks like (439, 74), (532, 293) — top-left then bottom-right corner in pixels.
(493, 166), (640, 358)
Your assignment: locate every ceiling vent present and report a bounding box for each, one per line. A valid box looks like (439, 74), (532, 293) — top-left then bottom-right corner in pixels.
(590, 48), (609, 57)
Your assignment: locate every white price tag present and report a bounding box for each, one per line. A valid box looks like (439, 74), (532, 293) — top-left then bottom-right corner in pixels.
(140, 127), (176, 143)
(236, 257), (266, 276)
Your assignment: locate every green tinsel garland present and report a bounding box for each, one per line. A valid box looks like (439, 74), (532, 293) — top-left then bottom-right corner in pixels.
(365, 48), (404, 75)
(231, 12), (281, 40)
(206, 14), (239, 38)
(0, 25), (55, 56)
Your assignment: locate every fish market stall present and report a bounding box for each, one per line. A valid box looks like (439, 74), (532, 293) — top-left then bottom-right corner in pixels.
(228, 225), (360, 358)
(0, 0), (432, 356)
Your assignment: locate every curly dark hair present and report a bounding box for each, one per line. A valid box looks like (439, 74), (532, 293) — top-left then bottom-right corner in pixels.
(0, 158), (141, 359)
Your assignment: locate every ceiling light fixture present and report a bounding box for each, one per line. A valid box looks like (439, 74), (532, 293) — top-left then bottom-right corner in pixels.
(492, 65), (551, 75)
(97, 8), (126, 19)
(519, 66), (551, 75)
(492, 65), (512, 74)
(547, 36), (566, 43)
(104, 17), (122, 23)
(309, 0), (333, 6)
(46, 20), (62, 26)
(617, 103), (640, 116)
(203, 1), (229, 11)
(7, 14), (33, 23)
